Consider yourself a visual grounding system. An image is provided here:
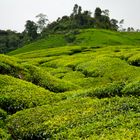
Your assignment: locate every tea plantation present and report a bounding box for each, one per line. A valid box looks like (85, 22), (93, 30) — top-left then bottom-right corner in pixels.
(1, 29), (140, 139)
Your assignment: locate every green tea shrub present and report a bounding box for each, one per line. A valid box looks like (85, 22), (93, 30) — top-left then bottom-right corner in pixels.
(73, 82), (124, 98)
(63, 71), (85, 81)
(0, 54), (26, 78)
(128, 53), (140, 66)
(0, 74), (60, 113)
(25, 65), (79, 92)
(7, 96), (140, 139)
(11, 45), (74, 60)
(0, 62), (11, 74)
(122, 80), (140, 96)
(43, 67), (71, 79)
(75, 56), (127, 78)
(0, 108), (7, 120)
(0, 128), (11, 140)
(0, 109), (7, 129)
(88, 82), (124, 98)
(0, 109), (11, 140)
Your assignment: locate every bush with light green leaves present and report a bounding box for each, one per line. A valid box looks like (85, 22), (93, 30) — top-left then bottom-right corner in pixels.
(0, 74), (62, 114)
(7, 96), (140, 140)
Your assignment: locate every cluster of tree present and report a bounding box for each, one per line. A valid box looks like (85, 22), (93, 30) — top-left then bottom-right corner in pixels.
(24, 13), (48, 41)
(0, 28), (37, 53)
(0, 14), (48, 53)
(43, 4), (122, 34)
(121, 27), (140, 32)
(0, 30), (21, 53)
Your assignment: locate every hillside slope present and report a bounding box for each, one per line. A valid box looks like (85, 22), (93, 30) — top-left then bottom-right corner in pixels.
(1, 29), (140, 139)
(8, 29), (140, 55)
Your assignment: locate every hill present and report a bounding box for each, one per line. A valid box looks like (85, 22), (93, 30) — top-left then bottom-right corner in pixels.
(8, 29), (140, 55)
(1, 29), (140, 139)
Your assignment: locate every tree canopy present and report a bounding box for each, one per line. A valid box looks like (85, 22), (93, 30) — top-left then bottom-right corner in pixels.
(43, 4), (120, 33)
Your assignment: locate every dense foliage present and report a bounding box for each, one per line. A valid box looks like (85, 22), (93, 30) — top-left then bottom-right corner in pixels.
(7, 97), (140, 139)
(0, 30), (21, 53)
(43, 5), (120, 34)
(0, 29), (140, 139)
(0, 28), (37, 54)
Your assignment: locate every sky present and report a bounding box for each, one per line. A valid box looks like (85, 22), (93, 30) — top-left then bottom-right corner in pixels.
(0, 0), (140, 32)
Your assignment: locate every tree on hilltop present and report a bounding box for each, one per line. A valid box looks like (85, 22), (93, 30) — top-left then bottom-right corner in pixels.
(36, 13), (48, 33)
(25, 20), (38, 41)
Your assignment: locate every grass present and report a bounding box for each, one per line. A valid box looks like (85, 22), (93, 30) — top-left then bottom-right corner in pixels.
(1, 29), (140, 139)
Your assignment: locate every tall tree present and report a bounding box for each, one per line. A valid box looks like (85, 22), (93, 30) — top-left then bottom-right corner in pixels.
(72, 4), (78, 16)
(110, 19), (119, 31)
(102, 9), (109, 17)
(25, 20), (38, 41)
(36, 13), (48, 33)
(78, 6), (82, 15)
(119, 19), (124, 31)
(94, 7), (102, 28)
(94, 7), (102, 18)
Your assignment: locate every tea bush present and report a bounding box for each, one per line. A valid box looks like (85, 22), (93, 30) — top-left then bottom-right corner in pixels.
(122, 79), (140, 96)
(128, 53), (140, 66)
(0, 109), (7, 131)
(76, 56), (131, 78)
(0, 74), (61, 113)
(0, 108), (7, 121)
(70, 82), (125, 98)
(0, 109), (11, 140)
(25, 65), (79, 92)
(0, 128), (11, 140)
(0, 54), (25, 78)
(7, 96), (140, 139)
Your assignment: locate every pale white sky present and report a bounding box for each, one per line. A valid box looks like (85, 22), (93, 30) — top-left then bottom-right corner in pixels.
(0, 0), (140, 32)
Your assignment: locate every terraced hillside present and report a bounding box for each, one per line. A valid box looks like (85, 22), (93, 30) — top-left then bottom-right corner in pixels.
(1, 29), (140, 139)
